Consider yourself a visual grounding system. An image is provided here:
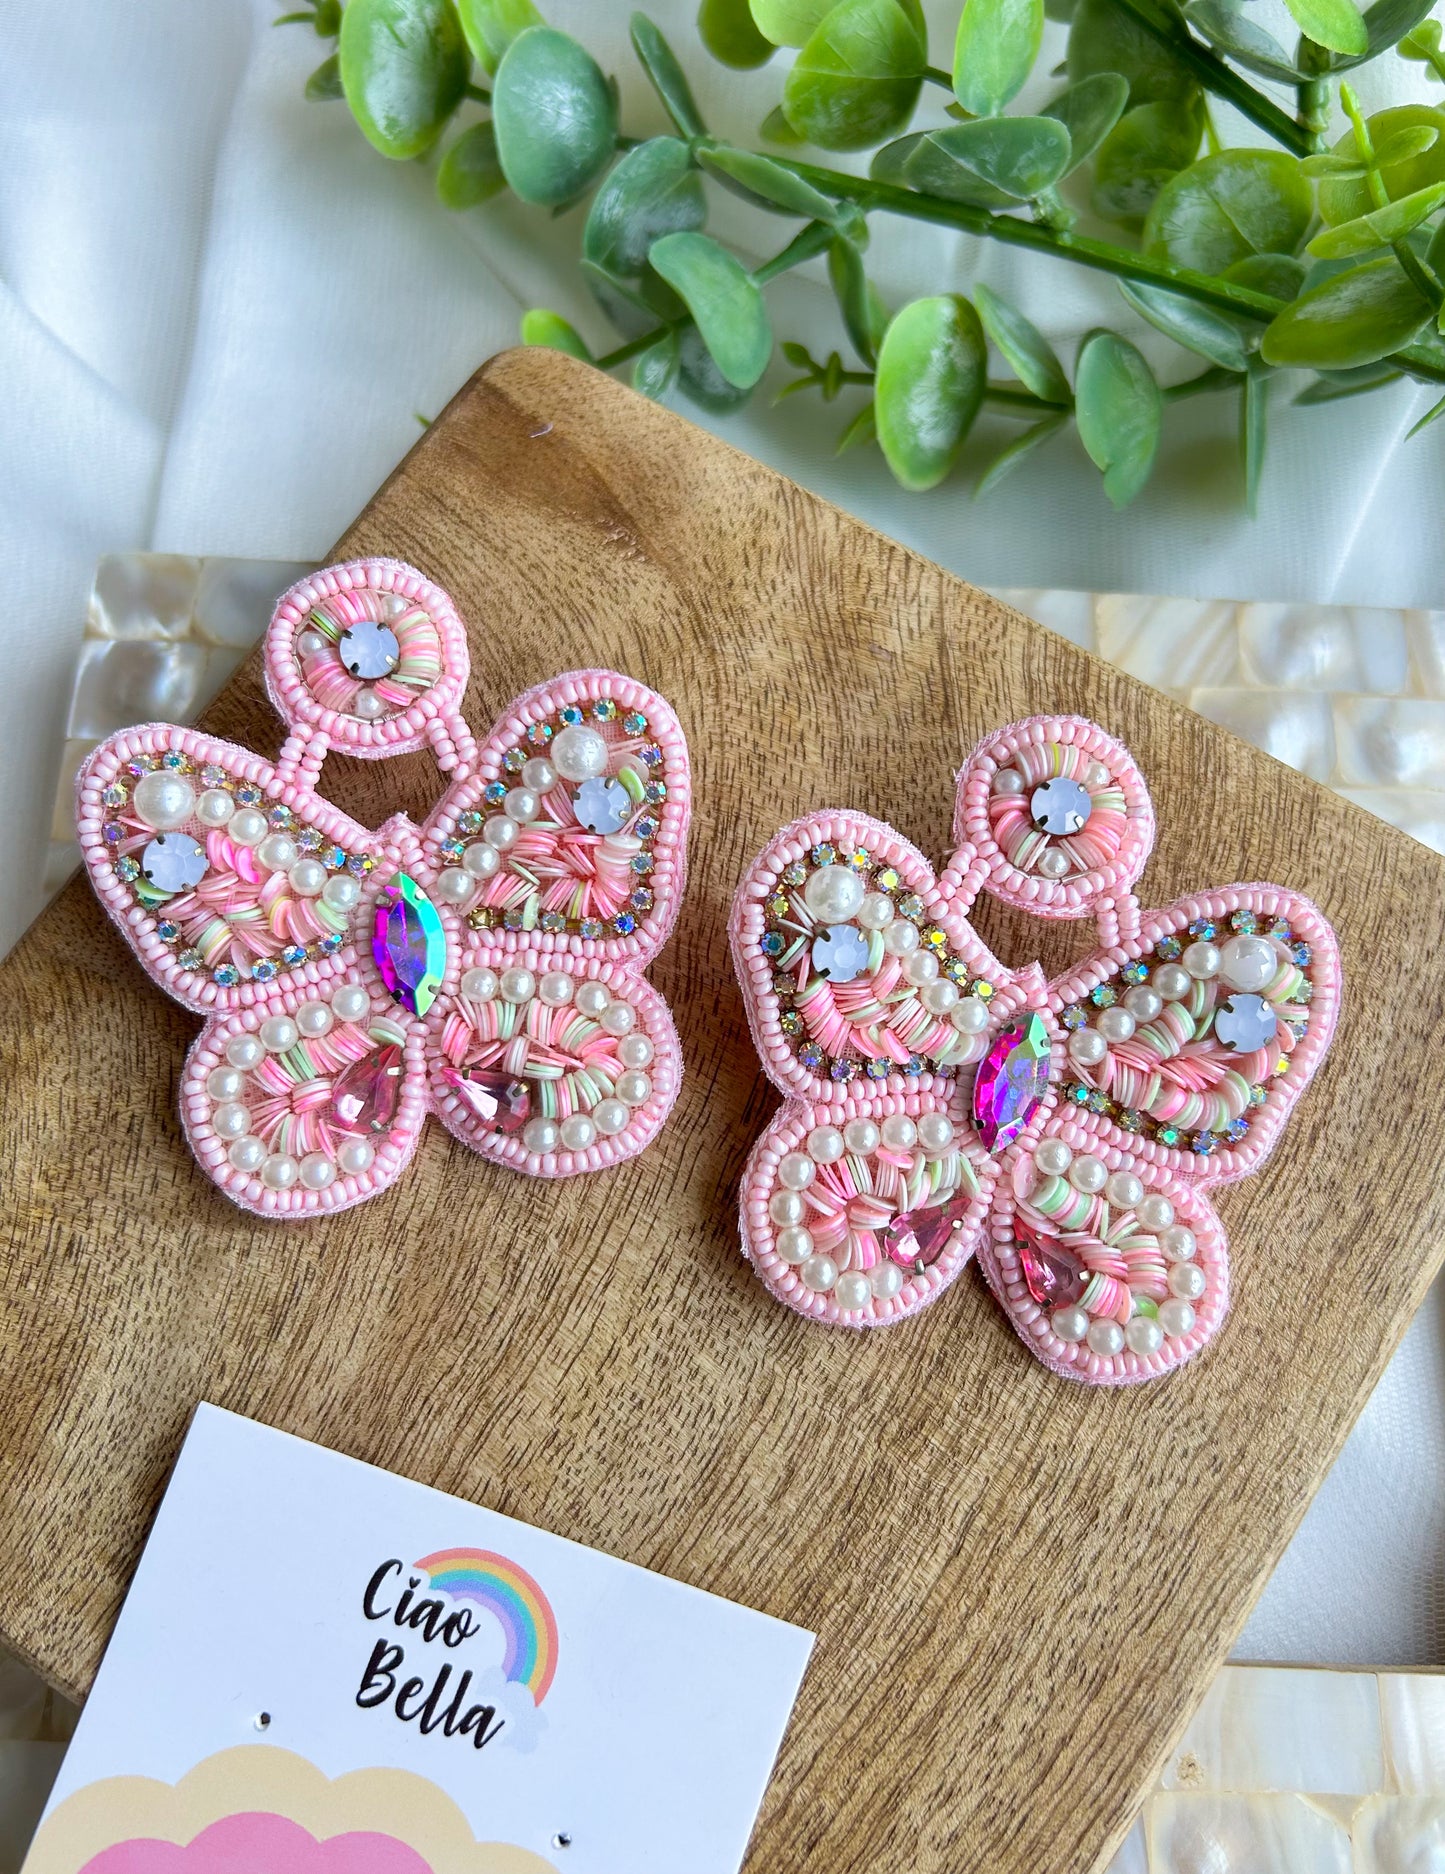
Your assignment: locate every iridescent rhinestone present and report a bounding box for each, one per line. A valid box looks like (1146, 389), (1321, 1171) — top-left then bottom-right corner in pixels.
(847, 848), (871, 872)
(875, 867), (900, 893)
(970, 979), (995, 1001)
(810, 843), (836, 867)
(613, 911), (637, 935)
(115, 856), (139, 882)
(944, 956), (969, 983)
(1188, 918), (1218, 941)
(349, 854), (374, 877)
(252, 959), (279, 982)
(863, 1057), (891, 1080)
(1085, 1090), (1110, 1115)
(503, 908), (525, 930)
(178, 947), (202, 970)
(1069, 1083), (1090, 1105)
(1117, 1107), (1146, 1133)
(438, 838), (464, 860)
(1249, 1083), (1268, 1107)
(1090, 983), (1117, 1009)
(236, 786), (261, 806)
(1269, 918), (1292, 941)
(1192, 1132), (1219, 1156)
(923, 927), (948, 951)
(282, 944), (307, 965)
(630, 887), (654, 912)
(526, 723), (554, 746)
(325, 846), (347, 870)
(630, 853), (654, 874)
(128, 755), (157, 775)
(634, 816), (658, 841)
(799, 1042), (823, 1071)
(157, 920), (180, 942)
(103, 823), (123, 844)
(641, 744), (663, 766)
(503, 748), (527, 772)
(761, 931), (784, 957)
(320, 932), (344, 954)
(1156, 1123), (1183, 1148)
(1122, 960), (1149, 985)
(897, 893), (924, 921)
(580, 918), (604, 941)
(1231, 909), (1259, 934)
(903, 1055), (925, 1077)
(484, 781), (507, 804)
(1155, 935), (1182, 960)
(458, 810), (484, 834)
(829, 1058), (856, 1082)
(560, 706), (584, 726)
(297, 827), (323, 851)
(644, 782), (667, 805)
(767, 892), (791, 919)
(540, 911), (567, 934)
(1291, 980), (1314, 1003)
(1225, 1117), (1249, 1141)
(623, 711), (648, 734)
(200, 764), (226, 787)
(162, 751), (188, 771)
(213, 964), (240, 987)
(773, 971), (795, 999)
(102, 782), (127, 808)
(268, 804), (293, 827)
(1292, 940), (1312, 967)
(593, 698), (618, 721)
(780, 1009), (804, 1036)
(372, 872), (446, 1017)
(782, 863), (807, 887)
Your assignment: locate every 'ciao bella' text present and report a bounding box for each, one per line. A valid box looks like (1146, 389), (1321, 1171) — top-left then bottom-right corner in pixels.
(356, 1559), (505, 1751)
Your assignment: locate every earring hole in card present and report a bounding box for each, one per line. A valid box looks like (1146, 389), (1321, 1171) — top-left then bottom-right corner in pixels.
(253, 1710), (272, 1731)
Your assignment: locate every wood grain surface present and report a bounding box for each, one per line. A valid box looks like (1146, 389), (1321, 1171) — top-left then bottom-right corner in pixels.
(4, 347), (1445, 1874)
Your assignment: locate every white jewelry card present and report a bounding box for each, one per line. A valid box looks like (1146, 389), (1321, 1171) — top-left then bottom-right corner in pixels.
(25, 1403), (814, 1874)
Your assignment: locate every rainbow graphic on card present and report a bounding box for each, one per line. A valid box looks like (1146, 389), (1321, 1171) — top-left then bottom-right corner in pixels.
(413, 1549), (559, 1707)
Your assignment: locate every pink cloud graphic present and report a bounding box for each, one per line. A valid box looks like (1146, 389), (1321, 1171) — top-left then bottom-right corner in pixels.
(80, 1812), (435, 1874)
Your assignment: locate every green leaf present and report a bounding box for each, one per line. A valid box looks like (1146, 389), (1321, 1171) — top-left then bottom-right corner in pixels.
(914, 116), (1072, 201)
(1183, 0), (1306, 81)
(828, 235), (890, 363)
(1091, 96), (1203, 225)
(1223, 251), (1307, 298)
(699, 0), (776, 66)
(1281, 0), (1366, 53)
(455, 0), (542, 72)
(520, 308), (593, 359)
(633, 331), (681, 398)
(749, 0), (832, 44)
(581, 256), (685, 339)
(1308, 179), (1445, 256)
(952, 0), (1043, 116)
(1118, 278), (1250, 369)
(1042, 73), (1129, 173)
(630, 14), (707, 138)
(1401, 18), (1443, 55)
(1240, 361), (1267, 515)
(677, 325), (753, 410)
(1373, 124), (1441, 166)
(836, 400), (879, 451)
(337, 0), (470, 159)
(1326, 0), (1436, 65)
(583, 138), (704, 278)
(305, 51), (345, 99)
(649, 231), (772, 387)
(1074, 329), (1161, 507)
(698, 145), (838, 219)
(1408, 389), (1445, 436)
(1294, 362), (1401, 400)
(1318, 106), (1445, 223)
(437, 121), (508, 205)
(873, 293), (987, 489)
(782, 0), (926, 152)
(1301, 152), (1367, 177)
(974, 412), (1067, 495)
(1261, 255), (1432, 366)
(1144, 149), (1313, 273)
(1067, 0), (1196, 105)
(975, 283), (1070, 401)
(493, 26), (618, 206)
(760, 103), (807, 144)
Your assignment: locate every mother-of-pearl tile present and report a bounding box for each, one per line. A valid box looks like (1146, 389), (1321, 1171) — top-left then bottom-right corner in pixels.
(1190, 689), (1336, 782)
(1096, 596), (1240, 694)
(1353, 1797), (1445, 1871)
(1149, 1793), (1354, 1872)
(1382, 1676), (1445, 1794)
(1335, 699), (1445, 791)
(1239, 605), (1409, 696)
(1160, 1666), (1383, 1796)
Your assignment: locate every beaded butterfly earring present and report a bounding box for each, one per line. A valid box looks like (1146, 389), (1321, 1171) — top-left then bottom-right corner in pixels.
(729, 714), (1338, 1384)
(76, 558), (689, 1216)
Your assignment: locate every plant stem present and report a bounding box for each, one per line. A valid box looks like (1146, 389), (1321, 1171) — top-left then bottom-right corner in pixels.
(1164, 365), (1238, 400)
(1106, 0), (1318, 153)
(1296, 37), (1332, 141)
(923, 65), (955, 89)
(1343, 83), (1445, 313)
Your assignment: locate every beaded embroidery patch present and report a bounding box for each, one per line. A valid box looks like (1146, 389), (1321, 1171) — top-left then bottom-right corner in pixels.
(729, 714), (1339, 1384)
(75, 558), (691, 1217)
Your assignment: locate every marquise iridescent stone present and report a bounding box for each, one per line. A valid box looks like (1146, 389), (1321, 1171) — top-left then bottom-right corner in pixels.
(441, 1066), (530, 1135)
(326, 1043), (403, 1135)
(1015, 1217), (1087, 1308)
(972, 1010), (1052, 1152)
(372, 871), (446, 1017)
(882, 1190), (975, 1270)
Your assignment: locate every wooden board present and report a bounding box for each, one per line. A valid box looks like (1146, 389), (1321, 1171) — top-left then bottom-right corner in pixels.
(3, 347), (1444, 1873)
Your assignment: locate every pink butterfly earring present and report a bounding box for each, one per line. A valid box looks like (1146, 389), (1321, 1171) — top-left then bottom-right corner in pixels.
(730, 714), (1339, 1384)
(76, 558), (690, 1217)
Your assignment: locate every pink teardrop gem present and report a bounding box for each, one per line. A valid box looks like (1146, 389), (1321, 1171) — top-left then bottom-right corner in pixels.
(1015, 1218), (1087, 1308)
(326, 1044), (403, 1135)
(972, 1011), (1052, 1152)
(442, 1065), (530, 1135)
(882, 1190), (976, 1270)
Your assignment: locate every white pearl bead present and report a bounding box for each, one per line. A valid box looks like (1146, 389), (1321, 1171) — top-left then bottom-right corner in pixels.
(463, 841), (501, 879)
(871, 1260), (904, 1299)
(296, 1000), (333, 1038)
(905, 949), (940, 986)
(552, 724), (609, 782)
(1068, 1028), (1107, 1067)
(779, 1151), (816, 1191)
(835, 1271), (872, 1311)
(951, 995), (990, 1034)
(593, 1098), (630, 1136)
(337, 1138), (375, 1175)
(844, 1118), (880, 1154)
(538, 971), (574, 1006)
(776, 1226), (814, 1264)
(771, 1189), (806, 1227)
(1052, 1305), (1089, 1343)
(917, 1112), (955, 1156)
(212, 1102), (251, 1139)
(522, 757), (556, 792)
(197, 788), (234, 827)
(1154, 963), (1193, 1001)
(260, 1016), (298, 1053)
(460, 968), (498, 1002)
(560, 1113), (596, 1151)
(1087, 1318), (1125, 1357)
(382, 592), (407, 619)
(575, 981), (609, 1017)
(601, 1000), (635, 1036)
(258, 833), (297, 873)
(207, 1066), (244, 1101)
(616, 1070), (652, 1107)
(483, 815), (518, 852)
(1037, 847), (1071, 879)
(856, 891), (895, 931)
(880, 1114), (917, 1150)
(807, 1125), (845, 1163)
(1159, 1298), (1196, 1338)
(500, 967), (535, 1004)
(1106, 1169), (1143, 1209)
(434, 867), (474, 904)
(800, 1254), (839, 1293)
(331, 984), (371, 1024)
(1085, 760), (1110, 789)
(1169, 1261), (1207, 1301)
(230, 808), (267, 846)
(1096, 1005), (1135, 1044)
(1068, 1153), (1107, 1194)
(1161, 1223), (1197, 1262)
(1137, 1193), (1175, 1230)
(299, 1152), (336, 1190)
(288, 857), (327, 898)
(297, 628), (326, 656)
(352, 689), (386, 721)
(882, 919), (919, 956)
(921, 978), (959, 1015)
(992, 767), (1025, 796)
(1124, 984), (1163, 1022)
(321, 873), (360, 912)
(505, 787), (540, 824)
(133, 771), (196, 830)
(1184, 941), (1221, 979)
(228, 1134), (266, 1172)
(1219, 933), (1276, 992)
(619, 1032), (654, 1070)
(803, 864), (865, 924)
(1126, 1314), (1163, 1356)
(261, 1153), (299, 1190)
(522, 1117), (559, 1154)
(1034, 1137), (1074, 1177)
(226, 1032), (265, 1070)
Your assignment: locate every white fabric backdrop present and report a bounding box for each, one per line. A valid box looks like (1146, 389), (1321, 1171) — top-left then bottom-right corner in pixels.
(2, 0), (1442, 1666)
